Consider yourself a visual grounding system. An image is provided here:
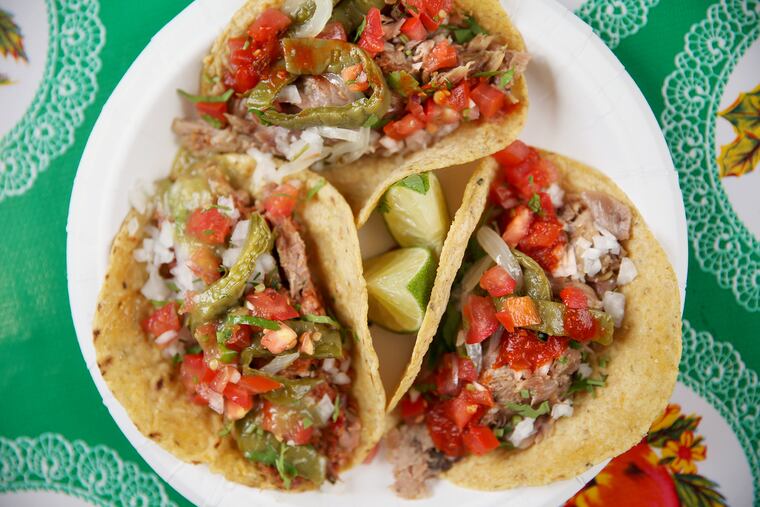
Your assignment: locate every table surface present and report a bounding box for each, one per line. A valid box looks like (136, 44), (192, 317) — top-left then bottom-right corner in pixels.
(0, 1), (757, 506)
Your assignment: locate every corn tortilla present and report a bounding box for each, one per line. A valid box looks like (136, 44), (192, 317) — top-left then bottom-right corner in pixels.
(200, 0), (528, 227)
(394, 151), (681, 489)
(92, 160), (385, 491)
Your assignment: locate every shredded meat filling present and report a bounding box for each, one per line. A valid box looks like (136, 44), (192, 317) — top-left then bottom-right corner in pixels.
(386, 424), (456, 499)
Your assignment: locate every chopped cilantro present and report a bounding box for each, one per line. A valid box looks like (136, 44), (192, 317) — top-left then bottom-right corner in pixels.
(496, 69), (515, 90)
(598, 357), (608, 368)
(302, 417), (313, 429)
(201, 114), (223, 129)
(186, 345), (202, 355)
(528, 175), (535, 185)
(493, 428), (504, 438)
(414, 382), (437, 394)
(527, 193), (543, 214)
(398, 34), (410, 44)
(449, 16), (487, 44)
(305, 178), (326, 200)
(172, 353), (183, 365)
(569, 340), (582, 350)
(557, 355), (569, 365)
(377, 194), (390, 214)
(506, 400), (550, 418)
(362, 114), (379, 128)
(177, 88), (233, 104)
(520, 389), (530, 399)
(567, 375), (607, 395)
(242, 39), (250, 50)
(150, 299), (167, 308)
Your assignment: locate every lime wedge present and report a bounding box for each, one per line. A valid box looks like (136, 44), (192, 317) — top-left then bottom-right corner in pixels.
(364, 247), (436, 333)
(381, 172), (450, 256)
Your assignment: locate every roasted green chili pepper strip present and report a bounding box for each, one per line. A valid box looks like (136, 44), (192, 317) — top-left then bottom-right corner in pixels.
(249, 38), (390, 129)
(512, 249), (552, 301)
(247, 60), (298, 111)
(330, 0), (385, 34)
(387, 70), (421, 98)
(189, 213), (273, 326)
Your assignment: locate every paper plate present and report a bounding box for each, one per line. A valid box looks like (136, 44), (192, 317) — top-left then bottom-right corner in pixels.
(66, 0), (688, 505)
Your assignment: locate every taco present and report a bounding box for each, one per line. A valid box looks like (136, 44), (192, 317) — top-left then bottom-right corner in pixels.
(385, 142), (681, 498)
(92, 152), (385, 490)
(173, 0), (528, 225)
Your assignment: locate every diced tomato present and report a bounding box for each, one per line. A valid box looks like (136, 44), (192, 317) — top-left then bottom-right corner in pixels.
(463, 295), (499, 344)
(446, 81), (470, 111)
(564, 308), (598, 341)
(232, 66), (259, 93)
(363, 443), (380, 464)
(400, 394), (427, 423)
(262, 401), (314, 445)
(195, 101), (228, 125)
(463, 425), (500, 455)
(383, 113), (425, 140)
(420, 11), (440, 31)
(405, 0), (453, 19)
(317, 21), (348, 41)
(435, 353), (461, 396)
(186, 208), (233, 245)
(357, 7), (384, 55)
(495, 296), (541, 333)
(489, 178), (519, 209)
(479, 266), (517, 297)
(226, 324), (252, 351)
(443, 391), (480, 430)
(262, 183), (299, 222)
(426, 403), (463, 457)
(519, 219), (564, 250)
(189, 246), (222, 285)
(179, 354), (215, 393)
(141, 302), (181, 337)
(423, 40), (458, 73)
(471, 82), (505, 119)
(464, 385), (494, 407)
(538, 192), (556, 218)
(194, 322), (217, 350)
(559, 287), (589, 310)
(238, 374), (283, 394)
(210, 365), (237, 393)
(502, 204), (533, 247)
(401, 15), (427, 40)
(458, 357), (478, 383)
(495, 330), (569, 371)
(534, 156), (559, 185)
(228, 36), (253, 69)
(424, 100), (460, 126)
(501, 149), (557, 199)
(247, 8), (291, 43)
(222, 382), (253, 412)
(494, 140), (531, 167)
(246, 288), (299, 320)
(525, 240), (567, 273)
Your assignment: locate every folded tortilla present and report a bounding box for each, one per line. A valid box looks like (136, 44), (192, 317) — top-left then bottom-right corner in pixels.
(92, 156), (386, 490)
(201, 0), (528, 226)
(395, 151), (682, 488)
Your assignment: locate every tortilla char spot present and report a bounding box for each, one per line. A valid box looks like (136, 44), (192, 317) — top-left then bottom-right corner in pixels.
(122, 281), (128, 289)
(156, 378), (164, 390)
(477, 177), (484, 185)
(149, 432), (161, 439)
(93, 329), (100, 341)
(100, 356), (113, 368)
(214, 439), (222, 449)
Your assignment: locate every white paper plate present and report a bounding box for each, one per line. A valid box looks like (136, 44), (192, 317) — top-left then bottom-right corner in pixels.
(67, 0), (688, 505)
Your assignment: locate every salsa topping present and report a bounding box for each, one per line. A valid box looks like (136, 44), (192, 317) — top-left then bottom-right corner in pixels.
(173, 0), (529, 180)
(386, 142), (639, 499)
(133, 155), (360, 488)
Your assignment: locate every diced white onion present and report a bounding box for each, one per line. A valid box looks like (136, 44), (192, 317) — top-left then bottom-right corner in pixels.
(552, 245), (578, 279)
(260, 352), (300, 375)
(546, 183), (564, 207)
(603, 291), (625, 327)
(551, 401), (574, 419)
(536, 363), (551, 376)
(154, 330), (178, 346)
(322, 358), (337, 373)
(465, 342), (483, 374)
(313, 126), (364, 142)
(198, 385), (224, 415)
(140, 268), (170, 301)
(509, 417), (536, 447)
(576, 237), (592, 250)
(581, 247), (602, 277)
(229, 369), (241, 384)
(222, 247), (242, 268)
(476, 227), (523, 288)
(284, 0), (333, 37)
(592, 233), (619, 255)
(340, 358), (351, 372)
(128, 180), (155, 215)
(248, 147), (280, 189)
(617, 257), (638, 286)
(315, 393), (335, 424)
(483, 328), (503, 369)
(324, 128), (372, 164)
(171, 244), (198, 295)
(379, 135), (403, 154)
(217, 195), (240, 220)
(277, 84), (302, 105)
(578, 363), (592, 379)
(460, 255), (494, 294)
(332, 372), (351, 385)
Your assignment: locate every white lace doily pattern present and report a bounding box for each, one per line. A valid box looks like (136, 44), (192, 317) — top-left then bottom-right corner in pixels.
(0, 433), (178, 506)
(575, 0), (660, 48)
(679, 319), (759, 503)
(661, 0), (760, 312)
(0, 0), (105, 201)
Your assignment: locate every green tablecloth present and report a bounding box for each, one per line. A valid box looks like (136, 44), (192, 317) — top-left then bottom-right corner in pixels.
(0, 1), (757, 505)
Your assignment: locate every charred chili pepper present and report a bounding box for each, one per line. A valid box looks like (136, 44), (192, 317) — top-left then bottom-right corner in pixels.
(247, 38), (390, 129)
(189, 213), (273, 326)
